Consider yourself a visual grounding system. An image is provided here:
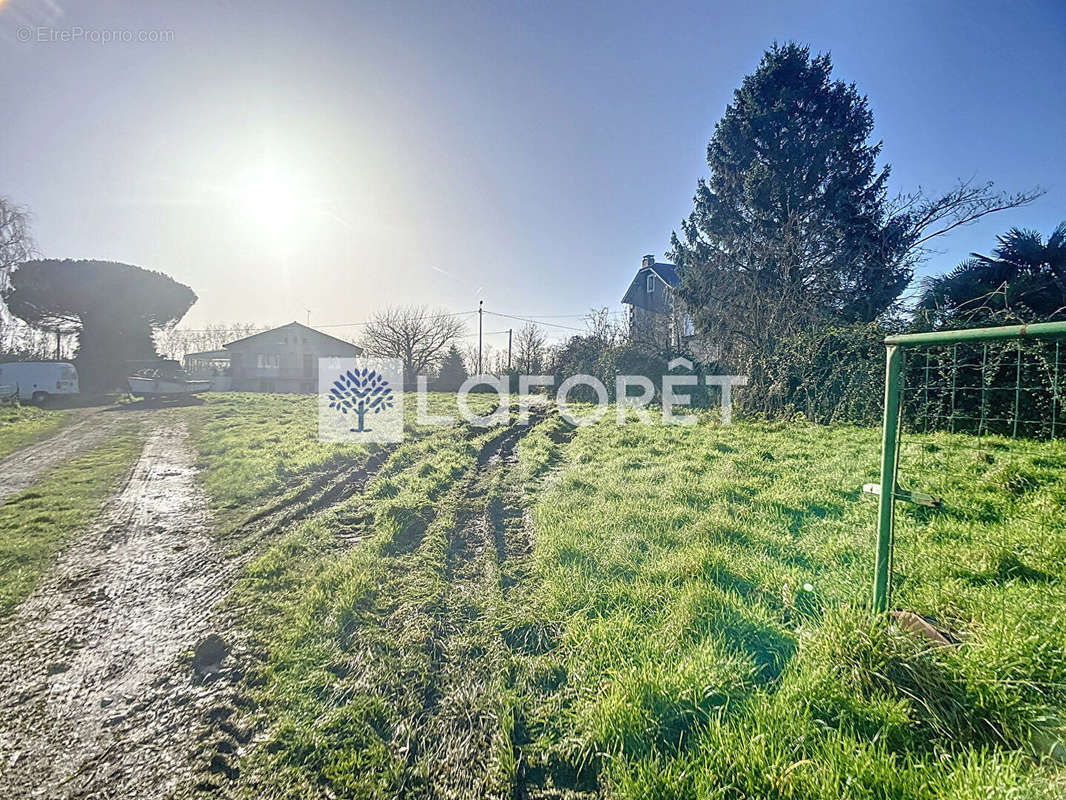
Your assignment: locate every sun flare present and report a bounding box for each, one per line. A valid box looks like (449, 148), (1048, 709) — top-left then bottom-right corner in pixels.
(235, 162), (312, 237)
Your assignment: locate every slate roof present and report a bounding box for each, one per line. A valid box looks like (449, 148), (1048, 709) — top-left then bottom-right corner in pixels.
(620, 262), (681, 307)
(183, 349), (230, 361)
(224, 321), (363, 354)
(647, 262), (679, 287)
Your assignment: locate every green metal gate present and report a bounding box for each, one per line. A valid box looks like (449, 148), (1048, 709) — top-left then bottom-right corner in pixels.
(872, 321), (1066, 612)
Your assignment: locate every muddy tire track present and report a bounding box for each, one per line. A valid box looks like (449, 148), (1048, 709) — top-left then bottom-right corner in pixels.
(412, 419), (540, 800)
(187, 444), (405, 795)
(0, 422), (228, 798)
(0, 409), (142, 506)
(224, 443), (399, 554)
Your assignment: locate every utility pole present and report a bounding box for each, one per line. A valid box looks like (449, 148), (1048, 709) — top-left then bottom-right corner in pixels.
(55, 330), (61, 361)
(477, 300), (483, 375)
(507, 328), (512, 370)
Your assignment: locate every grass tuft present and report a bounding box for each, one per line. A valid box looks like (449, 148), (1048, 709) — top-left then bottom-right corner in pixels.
(0, 405), (71, 460)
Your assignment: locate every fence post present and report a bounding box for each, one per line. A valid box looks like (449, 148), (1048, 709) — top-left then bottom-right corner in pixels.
(873, 343), (903, 613)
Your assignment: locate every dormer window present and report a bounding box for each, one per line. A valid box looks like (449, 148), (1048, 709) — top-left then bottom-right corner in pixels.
(646, 273), (655, 293)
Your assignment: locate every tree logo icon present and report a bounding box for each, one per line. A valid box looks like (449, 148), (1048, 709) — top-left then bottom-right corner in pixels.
(328, 367), (395, 433)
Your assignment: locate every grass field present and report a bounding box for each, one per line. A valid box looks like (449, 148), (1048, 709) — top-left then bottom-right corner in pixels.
(178, 394), (1066, 799)
(183, 393), (500, 530)
(0, 404), (70, 460)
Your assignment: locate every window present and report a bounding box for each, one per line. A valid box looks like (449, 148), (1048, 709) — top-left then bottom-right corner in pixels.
(646, 273), (655, 293)
(683, 314), (694, 337)
(257, 353), (280, 369)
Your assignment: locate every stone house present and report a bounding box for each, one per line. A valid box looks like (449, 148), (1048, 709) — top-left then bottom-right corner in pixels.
(621, 255), (718, 362)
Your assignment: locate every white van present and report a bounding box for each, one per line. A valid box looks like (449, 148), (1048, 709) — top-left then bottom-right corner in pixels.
(0, 362), (80, 403)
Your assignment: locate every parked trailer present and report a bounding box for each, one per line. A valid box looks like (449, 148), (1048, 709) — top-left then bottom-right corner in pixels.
(0, 362), (79, 404)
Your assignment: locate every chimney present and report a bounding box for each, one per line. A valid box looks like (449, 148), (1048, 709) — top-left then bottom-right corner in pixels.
(642, 254), (656, 269)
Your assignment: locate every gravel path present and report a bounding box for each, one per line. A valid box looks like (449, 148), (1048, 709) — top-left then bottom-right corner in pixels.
(0, 421), (232, 798)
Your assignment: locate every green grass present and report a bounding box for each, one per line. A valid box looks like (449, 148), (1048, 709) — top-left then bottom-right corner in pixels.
(227, 424), (500, 797)
(183, 392), (500, 528)
(179, 398), (1066, 799)
(507, 419), (1066, 798)
(0, 404), (71, 460)
(182, 393), (370, 522)
(0, 426), (143, 615)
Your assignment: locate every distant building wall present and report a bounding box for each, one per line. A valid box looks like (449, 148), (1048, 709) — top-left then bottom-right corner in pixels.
(225, 323), (361, 393)
(629, 303), (673, 351)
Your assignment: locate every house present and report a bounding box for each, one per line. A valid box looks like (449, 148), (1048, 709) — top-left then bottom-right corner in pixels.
(183, 349), (233, 391)
(621, 255), (718, 361)
(223, 322), (363, 393)
(183, 349), (230, 377)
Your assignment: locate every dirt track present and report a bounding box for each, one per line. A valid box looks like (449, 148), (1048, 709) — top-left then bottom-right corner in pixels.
(0, 421), (232, 799)
(0, 409), (135, 506)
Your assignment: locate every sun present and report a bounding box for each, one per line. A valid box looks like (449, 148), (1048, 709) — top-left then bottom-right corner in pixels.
(235, 162), (312, 237)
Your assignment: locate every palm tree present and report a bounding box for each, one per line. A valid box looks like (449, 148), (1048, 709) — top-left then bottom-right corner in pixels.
(916, 222), (1066, 324)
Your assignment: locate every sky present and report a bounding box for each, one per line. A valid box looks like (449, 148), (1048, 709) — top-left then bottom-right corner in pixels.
(2, 0), (1064, 348)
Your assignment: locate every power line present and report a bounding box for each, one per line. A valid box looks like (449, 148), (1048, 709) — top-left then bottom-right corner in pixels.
(171, 310), (477, 334)
(456, 329), (511, 337)
(483, 310), (586, 332)
(167, 307), (618, 336)
(491, 312), (590, 319)
(316, 310), (477, 328)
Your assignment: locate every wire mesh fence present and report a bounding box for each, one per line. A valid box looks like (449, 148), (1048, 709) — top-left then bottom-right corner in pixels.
(903, 339), (1065, 440)
(871, 323), (1066, 612)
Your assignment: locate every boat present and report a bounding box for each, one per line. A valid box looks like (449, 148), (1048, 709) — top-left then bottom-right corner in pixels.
(127, 360), (212, 399)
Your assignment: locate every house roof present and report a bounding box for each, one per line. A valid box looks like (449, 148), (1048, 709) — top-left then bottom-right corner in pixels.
(647, 262), (679, 287)
(620, 261), (680, 306)
(223, 321), (363, 354)
(184, 349), (230, 361)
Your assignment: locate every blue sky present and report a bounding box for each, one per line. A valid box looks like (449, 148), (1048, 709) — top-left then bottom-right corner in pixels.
(2, 0), (1063, 345)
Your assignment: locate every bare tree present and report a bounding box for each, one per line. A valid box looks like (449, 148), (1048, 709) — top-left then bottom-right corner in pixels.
(155, 322), (265, 361)
(514, 322), (547, 373)
(0, 197), (36, 347)
(890, 179), (1044, 259)
(361, 306), (466, 386)
(461, 342), (479, 375)
(459, 341), (505, 376)
(584, 307), (624, 348)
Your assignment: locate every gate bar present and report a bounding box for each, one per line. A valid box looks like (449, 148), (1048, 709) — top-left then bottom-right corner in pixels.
(885, 321), (1066, 347)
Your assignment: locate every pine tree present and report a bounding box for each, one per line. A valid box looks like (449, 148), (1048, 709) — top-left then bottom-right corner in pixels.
(434, 344), (468, 392)
(670, 43), (912, 362)
(4, 259), (196, 391)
